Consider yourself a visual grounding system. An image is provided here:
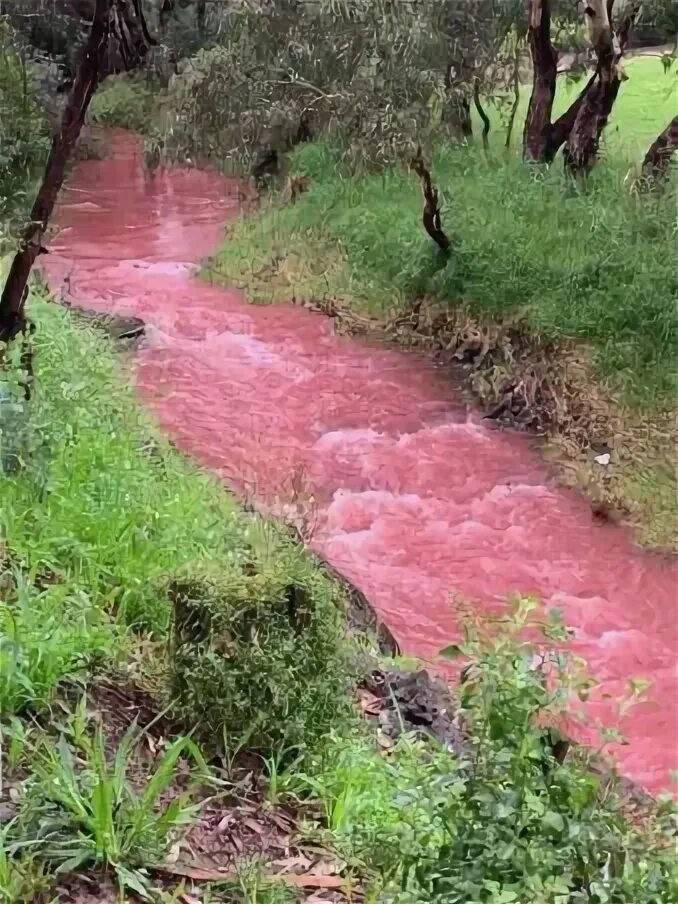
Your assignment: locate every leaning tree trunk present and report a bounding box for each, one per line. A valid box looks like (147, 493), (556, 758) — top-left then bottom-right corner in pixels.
(0, 0), (112, 343)
(563, 2), (638, 173)
(641, 116), (678, 185)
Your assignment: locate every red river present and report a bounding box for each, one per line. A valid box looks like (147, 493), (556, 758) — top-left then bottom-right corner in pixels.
(45, 132), (677, 796)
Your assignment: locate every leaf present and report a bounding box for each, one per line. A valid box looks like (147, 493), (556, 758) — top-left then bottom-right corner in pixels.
(541, 810), (565, 834)
(114, 864), (152, 900)
(439, 644), (463, 659)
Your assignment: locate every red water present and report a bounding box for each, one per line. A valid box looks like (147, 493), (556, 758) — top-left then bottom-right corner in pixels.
(45, 132), (677, 796)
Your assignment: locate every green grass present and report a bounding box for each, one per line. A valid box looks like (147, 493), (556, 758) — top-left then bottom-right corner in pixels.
(477, 56), (677, 161)
(210, 56), (677, 403)
(211, 141), (678, 403)
(0, 292), (353, 898)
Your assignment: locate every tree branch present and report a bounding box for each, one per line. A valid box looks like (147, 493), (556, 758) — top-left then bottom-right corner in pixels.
(409, 149), (451, 255)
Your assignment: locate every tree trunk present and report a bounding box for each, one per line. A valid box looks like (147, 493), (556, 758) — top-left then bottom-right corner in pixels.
(641, 116), (678, 184)
(473, 80), (490, 152)
(0, 0), (112, 343)
(523, 0), (558, 161)
(563, 3), (638, 174)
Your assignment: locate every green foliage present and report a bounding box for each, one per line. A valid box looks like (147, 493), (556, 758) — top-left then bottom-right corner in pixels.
(293, 602), (677, 903)
(0, 291), (355, 895)
(9, 720), (204, 898)
(0, 19), (49, 221)
(88, 73), (157, 134)
(2, 298), (247, 635)
(213, 134), (678, 403)
(157, 0), (516, 172)
(169, 551), (353, 755)
(0, 577), (114, 719)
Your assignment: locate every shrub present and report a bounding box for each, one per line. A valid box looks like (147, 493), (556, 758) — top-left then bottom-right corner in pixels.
(157, 0), (513, 172)
(0, 19), (49, 220)
(168, 550), (353, 755)
(295, 600), (677, 903)
(88, 73), (157, 134)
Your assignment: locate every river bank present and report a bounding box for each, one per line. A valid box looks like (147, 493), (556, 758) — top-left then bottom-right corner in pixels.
(0, 126), (674, 901)
(41, 130), (678, 798)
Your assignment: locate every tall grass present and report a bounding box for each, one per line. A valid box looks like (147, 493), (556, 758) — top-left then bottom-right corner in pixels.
(213, 138), (678, 403)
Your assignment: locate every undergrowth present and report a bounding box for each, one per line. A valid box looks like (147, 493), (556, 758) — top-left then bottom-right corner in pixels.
(88, 73), (157, 134)
(282, 602), (677, 903)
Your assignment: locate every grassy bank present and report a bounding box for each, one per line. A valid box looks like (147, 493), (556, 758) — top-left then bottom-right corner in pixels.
(206, 56), (677, 549)
(0, 291), (674, 901)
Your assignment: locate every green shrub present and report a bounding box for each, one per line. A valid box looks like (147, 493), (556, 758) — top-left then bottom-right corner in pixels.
(0, 20), (49, 220)
(168, 552), (352, 755)
(88, 73), (157, 134)
(294, 601), (677, 903)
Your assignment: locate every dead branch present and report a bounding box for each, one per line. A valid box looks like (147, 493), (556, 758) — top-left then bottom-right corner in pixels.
(409, 149), (451, 255)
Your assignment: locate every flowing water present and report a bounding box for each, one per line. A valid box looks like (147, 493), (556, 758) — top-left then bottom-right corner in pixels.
(45, 131), (677, 796)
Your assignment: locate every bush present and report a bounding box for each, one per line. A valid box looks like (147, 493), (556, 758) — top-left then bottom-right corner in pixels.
(297, 601), (677, 903)
(168, 550), (352, 755)
(157, 0), (513, 172)
(88, 73), (157, 134)
(0, 19), (49, 220)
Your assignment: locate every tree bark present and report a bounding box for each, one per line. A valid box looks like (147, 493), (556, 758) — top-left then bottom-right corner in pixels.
(641, 116), (678, 184)
(0, 0), (112, 343)
(563, 3), (639, 173)
(523, 0), (558, 161)
(473, 80), (490, 152)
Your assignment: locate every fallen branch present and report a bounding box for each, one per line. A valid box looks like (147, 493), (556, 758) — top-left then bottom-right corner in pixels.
(409, 149), (451, 255)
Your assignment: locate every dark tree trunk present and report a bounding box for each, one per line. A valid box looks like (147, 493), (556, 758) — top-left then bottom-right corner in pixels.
(564, 4), (639, 174)
(196, 0), (207, 32)
(473, 80), (490, 152)
(641, 116), (678, 184)
(523, 0), (558, 161)
(0, 0), (112, 343)
(505, 46), (521, 151)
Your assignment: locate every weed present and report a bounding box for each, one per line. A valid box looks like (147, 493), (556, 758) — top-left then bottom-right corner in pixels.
(11, 723), (205, 899)
(290, 601), (677, 903)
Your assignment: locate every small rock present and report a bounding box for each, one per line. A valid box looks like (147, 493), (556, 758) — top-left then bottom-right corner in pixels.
(594, 452), (611, 466)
